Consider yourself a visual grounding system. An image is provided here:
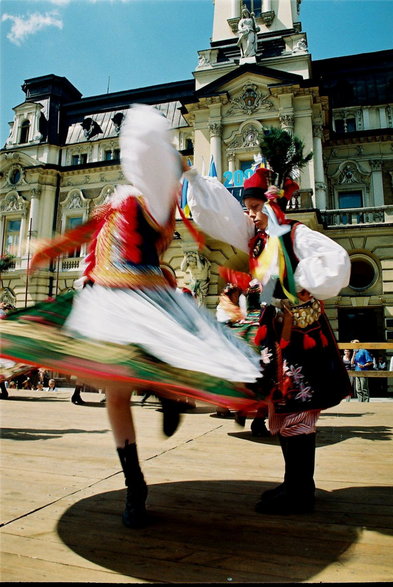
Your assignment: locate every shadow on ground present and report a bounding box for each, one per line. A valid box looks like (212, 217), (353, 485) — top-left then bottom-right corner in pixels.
(1, 427), (110, 441)
(229, 423), (393, 447)
(57, 481), (392, 583)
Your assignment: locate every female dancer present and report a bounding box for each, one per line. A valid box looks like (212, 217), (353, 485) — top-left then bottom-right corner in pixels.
(1, 105), (262, 528)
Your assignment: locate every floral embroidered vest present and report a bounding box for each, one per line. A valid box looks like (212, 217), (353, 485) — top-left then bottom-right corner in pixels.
(87, 196), (176, 289)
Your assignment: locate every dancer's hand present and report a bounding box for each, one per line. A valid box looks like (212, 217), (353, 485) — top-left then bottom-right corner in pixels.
(297, 289), (312, 302)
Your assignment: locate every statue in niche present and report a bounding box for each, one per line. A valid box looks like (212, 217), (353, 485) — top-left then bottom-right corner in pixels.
(180, 251), (211, 306)
(237, 6), (260, 58)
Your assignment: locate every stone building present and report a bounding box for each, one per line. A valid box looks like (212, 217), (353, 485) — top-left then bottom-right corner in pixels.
(1, 0), (392, 378)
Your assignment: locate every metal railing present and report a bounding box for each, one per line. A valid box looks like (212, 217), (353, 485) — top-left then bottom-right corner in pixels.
(321, 206), (393, 227)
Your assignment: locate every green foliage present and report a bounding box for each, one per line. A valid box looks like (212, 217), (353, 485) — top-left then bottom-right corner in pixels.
(259, 127), (313, 188)
(0, 253), (16, 271)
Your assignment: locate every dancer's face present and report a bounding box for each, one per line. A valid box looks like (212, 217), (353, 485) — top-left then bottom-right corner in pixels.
(244, 197), (268, 232)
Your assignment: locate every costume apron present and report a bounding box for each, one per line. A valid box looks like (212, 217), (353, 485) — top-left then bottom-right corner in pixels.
(247, 221), (352, 414)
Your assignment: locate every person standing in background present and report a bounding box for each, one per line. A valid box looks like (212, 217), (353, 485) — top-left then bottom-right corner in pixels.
(351, 340), (374, 402)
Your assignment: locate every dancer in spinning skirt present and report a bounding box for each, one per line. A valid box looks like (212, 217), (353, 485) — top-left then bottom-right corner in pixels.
(0, 105), (264, 528)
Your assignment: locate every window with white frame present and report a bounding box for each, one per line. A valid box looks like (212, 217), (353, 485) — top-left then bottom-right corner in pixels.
(71, 153), (87, 165)
(65, 216), (83, 257)
(104, 148), (120, 161)
(334, 117), (356, 133)
(19, 120), (30, 144)
(2, 218), (21, 256)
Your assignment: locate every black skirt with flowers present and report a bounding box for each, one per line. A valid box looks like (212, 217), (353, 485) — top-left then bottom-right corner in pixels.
(239, 299), (352, 415)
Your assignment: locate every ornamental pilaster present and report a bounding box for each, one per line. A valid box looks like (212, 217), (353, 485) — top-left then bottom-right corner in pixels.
(370, 160), (384, 206)
(208, 123), (222, 138)
(279, 114), (294, 134)
(312, 121), (326, 209)
(227, 153), (236, 174)
(208, 122), (222, 179)
(29, 188), (41, 238)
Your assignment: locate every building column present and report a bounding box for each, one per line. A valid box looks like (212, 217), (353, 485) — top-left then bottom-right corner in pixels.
(230, 0), (239, 18)
(227, 152), (236, 175)
(208, 122), (222, 180)
(29, 189), (40, 237)
(370, 160), (384, 207)
(264, 0), (272, 11)
(24, 189), (40, 257)
(312, 122), (327, 210)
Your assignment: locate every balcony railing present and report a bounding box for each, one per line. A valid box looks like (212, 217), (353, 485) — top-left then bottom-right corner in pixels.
(61, 258), (82, 271)
(321, 205), (393, 227)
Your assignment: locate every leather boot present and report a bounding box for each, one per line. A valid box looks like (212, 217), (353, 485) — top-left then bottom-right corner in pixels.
(251, 417), (271, 437)
(259, 434), (288, 499)
(71, 385), (85, 405)
(256, 433), (316, 515)
(159, 397), (185, 437)
(0, 381), (9, 399)
(117, 442), (148, 528)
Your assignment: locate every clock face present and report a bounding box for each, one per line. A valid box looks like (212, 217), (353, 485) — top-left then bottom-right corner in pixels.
(9, 168), (21, 185)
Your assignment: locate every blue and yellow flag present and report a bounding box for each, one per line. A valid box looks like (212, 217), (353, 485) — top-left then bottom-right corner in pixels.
(180, 158), (192, 218)
(208, 155), (217, 178)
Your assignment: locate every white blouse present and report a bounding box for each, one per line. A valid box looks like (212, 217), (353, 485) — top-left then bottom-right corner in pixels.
(185, 168), (351, 300)
(119, 104), (181, 225)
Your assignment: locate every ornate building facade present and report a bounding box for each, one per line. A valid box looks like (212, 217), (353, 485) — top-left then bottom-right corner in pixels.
(1, 0), (393, 376)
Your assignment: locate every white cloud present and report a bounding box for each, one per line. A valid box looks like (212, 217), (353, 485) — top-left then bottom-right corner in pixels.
(1, 11), (63, 45)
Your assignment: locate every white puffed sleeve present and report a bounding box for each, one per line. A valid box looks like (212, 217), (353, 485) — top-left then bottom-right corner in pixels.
(120, 104), (181, 225)
(293, 224), (350, 299)
(185, 168), (254, 253)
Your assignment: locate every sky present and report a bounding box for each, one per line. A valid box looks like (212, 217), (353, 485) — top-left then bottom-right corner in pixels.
(1, 0), (392, 146)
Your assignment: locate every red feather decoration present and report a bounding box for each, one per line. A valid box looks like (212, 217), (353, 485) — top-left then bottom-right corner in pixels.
(218, 267), (251, 292)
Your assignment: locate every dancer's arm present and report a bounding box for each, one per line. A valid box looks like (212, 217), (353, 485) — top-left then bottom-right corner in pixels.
(184, 166), (254, 253)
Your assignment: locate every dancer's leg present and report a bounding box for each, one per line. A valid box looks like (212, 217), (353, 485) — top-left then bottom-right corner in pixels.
(105, 385), (148, 528)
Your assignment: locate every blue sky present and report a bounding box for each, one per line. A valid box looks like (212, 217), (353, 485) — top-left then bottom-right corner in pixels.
(1, 0), (392, 145)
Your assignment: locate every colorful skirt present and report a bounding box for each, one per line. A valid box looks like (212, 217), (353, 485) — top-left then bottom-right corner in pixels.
(0, 288), (350, 415)
(0, 287), (263, 412)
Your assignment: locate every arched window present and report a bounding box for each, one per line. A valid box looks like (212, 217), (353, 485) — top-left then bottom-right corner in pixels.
(19, 120), (30, 144)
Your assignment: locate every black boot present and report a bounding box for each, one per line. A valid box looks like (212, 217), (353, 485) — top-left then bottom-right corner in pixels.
(117, 442), (148, 528)
(159, 397), (184, 437)
(256, 433), (316, 515)
(234, 411), (247, 427)
(71, 385), (85, 405)
(259, 434), (288, 500)
(0, 382), (9, 399)
(251, 417), (271, 437)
